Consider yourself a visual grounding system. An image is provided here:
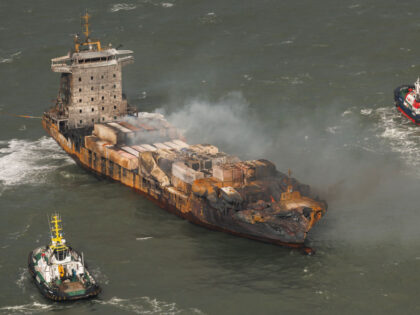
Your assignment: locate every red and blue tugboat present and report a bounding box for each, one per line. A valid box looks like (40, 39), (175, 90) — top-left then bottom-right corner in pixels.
(394, 78), (420, 125)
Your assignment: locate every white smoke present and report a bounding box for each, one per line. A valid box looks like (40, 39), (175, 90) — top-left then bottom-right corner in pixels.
(159, 91), (272, 160)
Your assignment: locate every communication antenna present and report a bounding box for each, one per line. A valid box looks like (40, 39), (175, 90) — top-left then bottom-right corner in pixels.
(287, 169), (293, 193)
(81, 11), (91, 40)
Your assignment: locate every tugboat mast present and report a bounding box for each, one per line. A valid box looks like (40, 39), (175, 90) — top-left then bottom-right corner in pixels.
(49, 214), (68, 259)
(415, 77), (420, 100)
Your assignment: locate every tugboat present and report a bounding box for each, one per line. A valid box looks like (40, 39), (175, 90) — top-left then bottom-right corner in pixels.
(394, 78), (420, 125)
(28, 214), (101, 301)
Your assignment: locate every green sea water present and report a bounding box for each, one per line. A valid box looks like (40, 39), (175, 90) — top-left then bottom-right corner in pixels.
(1, 1), (420, 314)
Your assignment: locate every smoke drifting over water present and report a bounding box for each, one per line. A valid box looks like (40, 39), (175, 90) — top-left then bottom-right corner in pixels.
(159, 93), (420, 244)
(161, 92), (272, 159)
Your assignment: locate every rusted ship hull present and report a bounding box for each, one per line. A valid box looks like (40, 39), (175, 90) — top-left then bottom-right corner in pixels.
(42, 116), (326, 249)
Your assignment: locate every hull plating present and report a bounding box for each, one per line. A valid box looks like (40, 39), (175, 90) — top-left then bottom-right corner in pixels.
(42, 117), (323, 249)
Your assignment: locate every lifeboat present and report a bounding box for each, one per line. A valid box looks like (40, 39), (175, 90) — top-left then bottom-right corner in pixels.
(28, 214), (101, 301)
(394, 78), (420, 125)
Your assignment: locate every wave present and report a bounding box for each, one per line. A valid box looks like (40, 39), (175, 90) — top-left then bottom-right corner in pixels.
(364, 106), (420, 172)
(0, 137), (74, 188)
(136, 237), (153, 241)
(96, 296), (205, 314)
(8, 224), (30, 241)
(0, 51), (21, 64)
(0, 302), (53, 314)
(110, 3), (137, 12)
(15, 268), (28, 291)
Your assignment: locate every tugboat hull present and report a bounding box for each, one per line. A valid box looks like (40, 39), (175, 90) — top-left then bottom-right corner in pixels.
(28, 250), (101, 301)
(394, 85), (420, 125)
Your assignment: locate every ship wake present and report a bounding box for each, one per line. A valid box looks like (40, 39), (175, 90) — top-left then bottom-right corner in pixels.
(365, 106), (420, 174)
(0, 137), (74, 189)
(95, 296), (205, 314)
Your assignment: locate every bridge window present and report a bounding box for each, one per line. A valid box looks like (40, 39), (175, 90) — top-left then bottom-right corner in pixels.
(91, 87), (94, 91)
(80, 120), (82, 124)
(91, 108), (94, 112)
(91, 97), (94, 101)
(102, 106), (104, 111)
(102, 117), (105, 121)
(91, 76), (93, 80)
(113, 74), (116, 78)
(101, 75), (104, 79)
(79, 99), (82, 103)
(101, 86), (104, 90)
(102, 96), (104, 100)
(78, 77), (81, 82)
(113, 106), (116, 109)
(114, 95), (116, 99)
(79, 88), (82, 92)
(92, 118), (94, 122)
(114, 116), (117, 120)
(113, 84), (116, 88)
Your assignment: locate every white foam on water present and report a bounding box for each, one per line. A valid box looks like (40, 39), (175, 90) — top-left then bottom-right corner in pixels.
(8, 224), (30, 240)
(326, 126), (340, 134)
(281, 40), (294, 44)
(96, 296), (205, 314)
(110, 3), (137, 12)
(16, 268), (28, 291)
(0, 301), (53, 314)
(0, 137), (74, 187)
(89, 266), (110, 285)
(360, 108), (372, 116)
(0, 51), (21, 64)
(370, 106), (420, 172)
(136, 237), (152, 241)
(161, 2), (174, 8)
(341, 109), (353, 116)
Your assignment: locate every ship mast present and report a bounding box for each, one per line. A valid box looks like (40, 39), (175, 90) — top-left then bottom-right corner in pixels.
(49, 214), (68, 254)
(74, 11), (102, 52)
(82, 11), (91, 40)
(415, 77), (420, 100)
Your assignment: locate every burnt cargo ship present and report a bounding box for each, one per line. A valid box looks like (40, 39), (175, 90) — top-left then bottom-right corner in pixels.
(43, 14), (327, 249)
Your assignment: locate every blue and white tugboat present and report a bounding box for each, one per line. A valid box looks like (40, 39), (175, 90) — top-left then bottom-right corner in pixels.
(394, 78), (420, 125)
(28, 214), (101, 301)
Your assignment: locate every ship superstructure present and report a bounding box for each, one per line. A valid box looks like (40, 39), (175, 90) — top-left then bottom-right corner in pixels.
(28, 214), (100, 301)
(49, 12), (135, 130)
(43, 14), (327, 250)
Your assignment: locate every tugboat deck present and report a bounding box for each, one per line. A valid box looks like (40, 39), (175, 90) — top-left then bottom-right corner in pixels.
(62, 281), (85, 293)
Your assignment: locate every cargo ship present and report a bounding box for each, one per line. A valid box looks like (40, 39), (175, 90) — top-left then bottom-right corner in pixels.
(28, 214), (100, 301)
(394, 78), (420, 125)
(42, 13), (327, 250)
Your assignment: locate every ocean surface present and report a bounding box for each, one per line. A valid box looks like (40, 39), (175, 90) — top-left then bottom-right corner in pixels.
(1, 0), (420, 314)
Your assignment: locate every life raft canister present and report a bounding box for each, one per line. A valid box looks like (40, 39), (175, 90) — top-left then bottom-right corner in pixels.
(58, 265), (65, 278)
